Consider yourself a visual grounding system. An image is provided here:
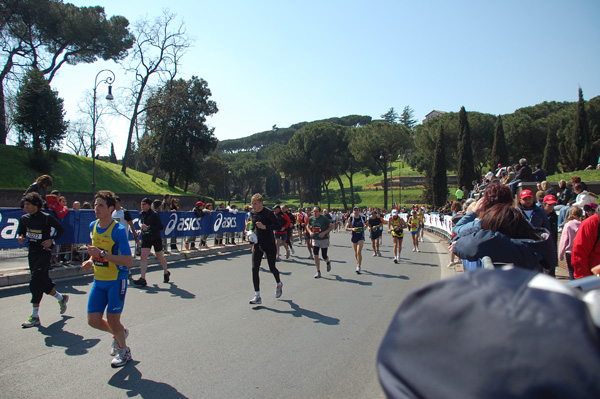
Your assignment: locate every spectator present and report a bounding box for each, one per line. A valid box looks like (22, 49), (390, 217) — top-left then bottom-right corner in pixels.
(541, 181), (557, 197)
(543, 195), (559, 249)
(571, 183), (594, 208)
(571, 175), (587, 192)
(455, 186), (464, 201)
(583, 203), (598, 219)
(571, 212), (600, 278)
(508, 158), (533, 197)
(81, 202), (92, 209)
(72, 201), (81, 210)
(452, 203), (557, 273)
(556, 180), (573, 206)
(453, 182), (513, 236)
(21, 174), (53, 208)
(558, 206), (583, 280)
(517, 189), (550, 231)
(532, 164), (546, 182)
(186, 201), (206, 250)
(200, 203), (213, 247)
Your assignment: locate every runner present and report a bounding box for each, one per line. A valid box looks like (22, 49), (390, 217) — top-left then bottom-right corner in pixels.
(388, 209), (408, 263)
(18, 192), (68, 328)
(368, 210), (383, 256)
(302, 208), (314, 258)
(273, 205), (291, 261)
(81, 190), (133, 368)
(112, 196), (139, 278)
(346, 206), (367, 274)
(296, 208), (305, 245)
(418, 207), (426, 242)
(133, 198), (170, 286)
(408, 210), (421, 252)
(248, 193), (283, 304)
(282, 205), (295, 255)
(307, 206), (334, 278)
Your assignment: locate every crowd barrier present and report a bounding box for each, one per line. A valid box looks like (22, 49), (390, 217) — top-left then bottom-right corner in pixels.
(0, 208), (247, 250)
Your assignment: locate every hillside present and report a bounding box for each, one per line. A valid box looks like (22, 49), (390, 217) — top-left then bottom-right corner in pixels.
(0, 145), (188, 195)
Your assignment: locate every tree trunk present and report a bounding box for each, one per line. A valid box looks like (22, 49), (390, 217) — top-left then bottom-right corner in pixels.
(152, 118), (170, 182)
(0, 80), (6, 145)
(121, 76), (149, 174)
(335, 174), (348, 211)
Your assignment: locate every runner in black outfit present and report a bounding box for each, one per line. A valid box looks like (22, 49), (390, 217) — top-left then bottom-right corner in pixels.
(249, 193), (283, 305)
(18, 192), (68, 328)
(133, 198), (170, 286)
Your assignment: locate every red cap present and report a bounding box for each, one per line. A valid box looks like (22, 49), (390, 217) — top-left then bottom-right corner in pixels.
(543, 195), (557, 204)
(196, 201), (205, 207)
(519, 189), (534, 199)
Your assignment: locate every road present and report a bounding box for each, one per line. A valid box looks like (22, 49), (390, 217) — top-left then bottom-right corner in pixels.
(0, 231), (449, 399)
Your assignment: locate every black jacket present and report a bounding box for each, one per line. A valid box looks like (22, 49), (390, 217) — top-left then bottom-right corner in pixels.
(18, 211), (64, 252)
(139, 209), (163, 241)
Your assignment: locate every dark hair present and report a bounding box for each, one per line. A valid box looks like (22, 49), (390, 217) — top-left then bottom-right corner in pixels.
(95, 190), (116, 210)
(23, 192), (43, 208)
(480, 182), (513, 212)
(82, 201), (92, 209)
(36, 175), (53, 187)
(480, 204), (540, 240)
(451, 201), (462, 213)
(152, 200), (162, 210)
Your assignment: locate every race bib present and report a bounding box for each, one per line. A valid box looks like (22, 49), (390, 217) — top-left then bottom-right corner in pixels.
(26, 229), (42, 241)
(93, 257), (109, 267)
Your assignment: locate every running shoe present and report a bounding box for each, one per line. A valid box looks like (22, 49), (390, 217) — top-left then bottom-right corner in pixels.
(356, 266), (361, 274)
(163, 271), (171, 283)
(111, 328), (129, 356)
(133, 277), (147, 287)
(290, 247), (295, 254)
(417, 248), (421, 253)
(326, 260), (331, 272)
(412, 248), (416, 252)
(372, 252), (377, 257)
(58, 294), (69, 315)
(393, 258), (398, 264)
(285, 251), (290, 259)
(378, 251), (382, 257)
(314, 271), (322, 279)
(275, 282), (283, 298)
(111, 346), (132, 368)
(22, 316), (40, 328)
(308, 254), (313, 259)
(249, 295), (262, 305)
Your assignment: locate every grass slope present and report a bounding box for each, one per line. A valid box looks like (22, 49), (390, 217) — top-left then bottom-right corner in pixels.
(0, 145), (187, 195)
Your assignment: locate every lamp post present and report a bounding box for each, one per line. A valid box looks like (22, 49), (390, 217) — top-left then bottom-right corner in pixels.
(91, 69), (115, 196)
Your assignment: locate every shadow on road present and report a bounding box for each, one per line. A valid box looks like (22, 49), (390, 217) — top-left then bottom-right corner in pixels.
(38, 316), (100, 356)
(133, 283), (196, 299)
(108, 361), (189, 399)
(253, 299), (340, 325)
(331, 274), (373, 286)
(362, 270), (410, 280)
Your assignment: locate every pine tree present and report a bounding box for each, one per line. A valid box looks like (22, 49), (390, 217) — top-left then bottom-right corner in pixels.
(457, 106), (475, 190)
(399, 105), (417, 130)
(381, 107), (399, 123)
(432, 124), (447, 208)
(109, 142), (118, 164)
(491, 115), (509, 169)
(542, 129), (559, 175)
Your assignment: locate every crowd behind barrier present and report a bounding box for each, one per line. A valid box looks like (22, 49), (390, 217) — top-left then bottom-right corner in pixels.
(0, 208), (247, 250)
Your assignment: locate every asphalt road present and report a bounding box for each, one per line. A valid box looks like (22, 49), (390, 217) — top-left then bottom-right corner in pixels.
(0, 231), (448, 399)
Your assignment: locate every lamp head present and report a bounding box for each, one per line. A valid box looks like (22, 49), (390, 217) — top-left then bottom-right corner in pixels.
(105, 85), (114, 101)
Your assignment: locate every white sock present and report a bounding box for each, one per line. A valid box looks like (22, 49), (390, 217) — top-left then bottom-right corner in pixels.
(53, 292), (63, 301)
(255, 291), (260, 297)
(32, 307), (39, 318)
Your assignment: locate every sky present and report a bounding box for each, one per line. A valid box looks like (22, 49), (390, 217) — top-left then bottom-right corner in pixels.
(43, 0), (600, 158)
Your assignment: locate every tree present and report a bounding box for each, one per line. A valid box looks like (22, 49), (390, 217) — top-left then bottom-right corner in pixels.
(0, 0), (133, 144)
(457, 106), (476, 190)
(381, 107), (399, 123)
(145, 76), (218, 188)
(559, 88), (598, 171)
(542, 128), (559, 176)
(121, 11), (191, 174)
(491, 115), (509, 169)
(350, 122), (412, 210)
(432, 124), (447, 208)
(109, 142), (118, 164)
(15, 68), (68, 163)
(399, 105), (417, 130)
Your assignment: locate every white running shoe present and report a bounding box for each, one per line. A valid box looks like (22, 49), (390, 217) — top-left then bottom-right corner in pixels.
(111, 328), (129, 356)
(276, 282), (283, 298)
(111, 346), (132, 368)
(290, 247), (295, 254)
(249, 295), (262, 305)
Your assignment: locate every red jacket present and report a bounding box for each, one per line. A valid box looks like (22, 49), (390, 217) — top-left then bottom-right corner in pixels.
(571, 214), (600, 279)
(45, 194), (69, 219)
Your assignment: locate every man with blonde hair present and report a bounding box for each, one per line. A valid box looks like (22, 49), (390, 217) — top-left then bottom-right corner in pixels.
(248, 194), (283, 304)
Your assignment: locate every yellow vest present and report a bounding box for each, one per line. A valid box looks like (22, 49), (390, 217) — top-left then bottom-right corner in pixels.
(92, 220), (121, 281)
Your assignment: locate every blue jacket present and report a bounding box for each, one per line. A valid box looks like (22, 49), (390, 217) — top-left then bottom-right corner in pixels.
(452, 211), (480, 236)
(453, 228), (557, 271)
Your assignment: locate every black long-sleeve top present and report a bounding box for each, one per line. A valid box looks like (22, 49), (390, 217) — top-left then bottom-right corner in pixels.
(17, 211), (65, 253)
(139, 209), (163, 241)
(251, 207), (282, 248)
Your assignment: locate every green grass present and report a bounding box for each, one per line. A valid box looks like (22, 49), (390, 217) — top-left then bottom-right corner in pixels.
(546, 169), (600, 183)
(0, 144), (187, 195)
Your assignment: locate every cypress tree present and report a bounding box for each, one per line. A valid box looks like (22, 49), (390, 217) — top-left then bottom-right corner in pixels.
(457, 106), (475, 190)
(109, 143), (118, 164)
(542, 129), (559, 176)
(573, 87), (591, 169)
(491, 115), (509, 169)
(432, 124), (447, 208)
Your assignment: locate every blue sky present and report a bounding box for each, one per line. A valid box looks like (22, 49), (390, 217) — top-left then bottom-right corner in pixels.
(50, 0), (600, 157)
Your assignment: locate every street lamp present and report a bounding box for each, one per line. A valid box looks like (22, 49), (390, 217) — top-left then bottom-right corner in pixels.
(91, 69), (115, 196)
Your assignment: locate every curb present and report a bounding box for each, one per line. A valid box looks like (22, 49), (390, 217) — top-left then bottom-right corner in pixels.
(0, 243), (251, 288)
